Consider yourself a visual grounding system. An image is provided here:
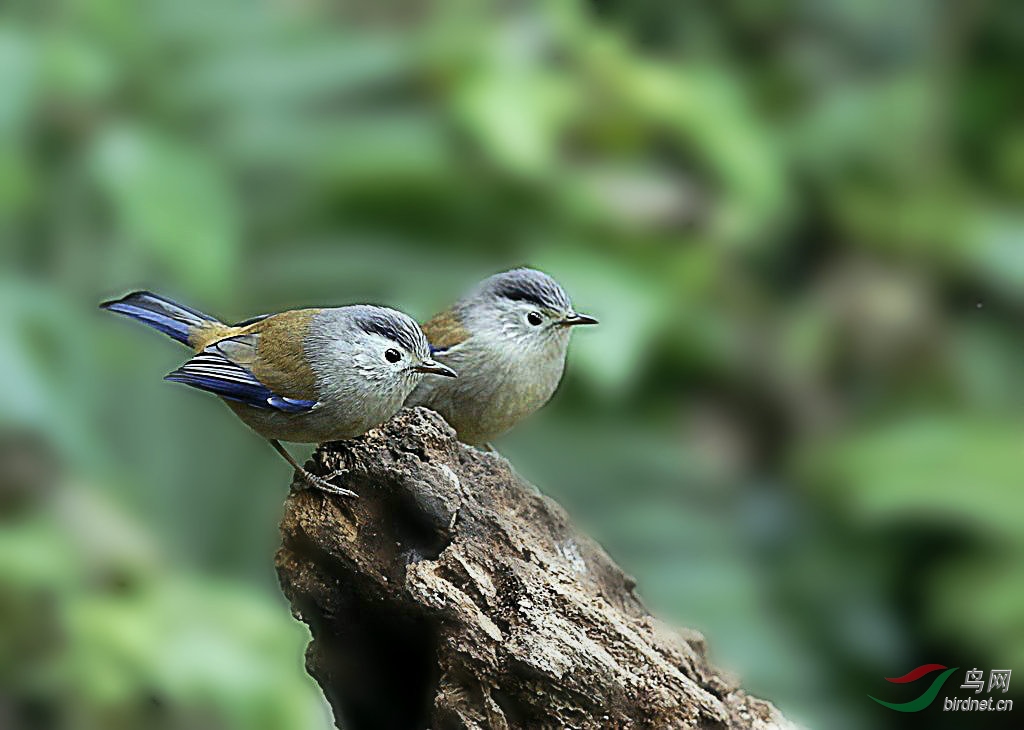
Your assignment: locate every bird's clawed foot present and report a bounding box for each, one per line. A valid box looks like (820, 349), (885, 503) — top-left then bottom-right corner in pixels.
(268, 439), (357, 498)
(299, 469), (357, 498)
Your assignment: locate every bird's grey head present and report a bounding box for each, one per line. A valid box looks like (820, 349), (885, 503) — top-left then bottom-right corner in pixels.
(311, 306), (455, 401)
(458, 268), (597, 354)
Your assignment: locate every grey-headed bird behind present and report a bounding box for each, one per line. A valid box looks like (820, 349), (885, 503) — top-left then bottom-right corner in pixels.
(405, 268), (596, 446)
(101, 291), (456, 497)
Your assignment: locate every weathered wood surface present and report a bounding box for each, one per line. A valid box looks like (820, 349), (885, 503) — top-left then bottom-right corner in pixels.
(276, 408), (795, 730)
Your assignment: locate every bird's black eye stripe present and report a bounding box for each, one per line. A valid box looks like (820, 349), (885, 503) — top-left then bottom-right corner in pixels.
(527, 311), (543, 326)
(384, 348), (402, 363)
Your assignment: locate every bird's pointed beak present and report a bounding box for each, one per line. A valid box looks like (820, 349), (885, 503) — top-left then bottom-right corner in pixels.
(559, 312), (599, 327)
(414, 358), (457, 378)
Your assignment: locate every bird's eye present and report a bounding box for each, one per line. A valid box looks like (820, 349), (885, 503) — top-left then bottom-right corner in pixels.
(384, 348), (402, 363)
(527, 311), (543, 326)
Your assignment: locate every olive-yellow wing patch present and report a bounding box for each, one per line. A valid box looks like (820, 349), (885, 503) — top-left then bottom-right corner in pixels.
(421, 307), (470, 352)
(243, 309), (321, 401)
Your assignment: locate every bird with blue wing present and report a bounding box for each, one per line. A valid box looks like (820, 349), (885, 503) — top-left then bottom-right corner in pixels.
(101, 291), (456, 496)
(405, 268), (596, 447)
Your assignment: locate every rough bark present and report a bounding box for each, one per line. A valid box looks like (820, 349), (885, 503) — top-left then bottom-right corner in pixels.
(275, 408), (796, 730)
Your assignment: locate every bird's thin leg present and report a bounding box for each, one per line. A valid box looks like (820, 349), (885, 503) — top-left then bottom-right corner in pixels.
(268, 439), (357, 498)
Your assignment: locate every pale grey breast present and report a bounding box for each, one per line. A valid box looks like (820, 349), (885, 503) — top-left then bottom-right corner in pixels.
(408, 333), (569, 444)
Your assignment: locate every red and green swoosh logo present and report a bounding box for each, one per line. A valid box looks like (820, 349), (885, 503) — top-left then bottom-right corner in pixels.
(869, 664), (959, 712)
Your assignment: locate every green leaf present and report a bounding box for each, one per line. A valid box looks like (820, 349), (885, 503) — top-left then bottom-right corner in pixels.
(89, 125), (239, 296)
(0, 27), (39, 137)
(456, 63), (577, 178)
(930, 553), (1024, 669)
(807, 415), (1024, 542)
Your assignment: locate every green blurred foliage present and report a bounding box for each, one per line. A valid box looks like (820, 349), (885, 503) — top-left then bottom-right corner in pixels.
(0, 434), (327, 729)
(1, 1), (1021, 728)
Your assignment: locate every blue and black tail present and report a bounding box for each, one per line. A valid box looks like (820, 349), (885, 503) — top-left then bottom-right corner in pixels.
(100, 291), (220, 346)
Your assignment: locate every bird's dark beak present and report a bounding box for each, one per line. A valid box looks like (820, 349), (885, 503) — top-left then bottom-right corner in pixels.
(414, 359), (457, 378)
(559, 312), (599, 327)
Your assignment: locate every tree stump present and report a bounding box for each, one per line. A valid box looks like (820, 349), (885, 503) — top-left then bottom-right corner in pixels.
(275, 408), (795, 730)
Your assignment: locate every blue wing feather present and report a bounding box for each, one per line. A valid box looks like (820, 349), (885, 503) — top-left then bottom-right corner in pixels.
(101, 291), (217, 345)
(165, 348), (317, 413)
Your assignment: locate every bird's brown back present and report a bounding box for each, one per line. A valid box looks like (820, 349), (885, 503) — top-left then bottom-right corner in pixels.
(188, 309), (321, 401)
(421, 308), (470, 350)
